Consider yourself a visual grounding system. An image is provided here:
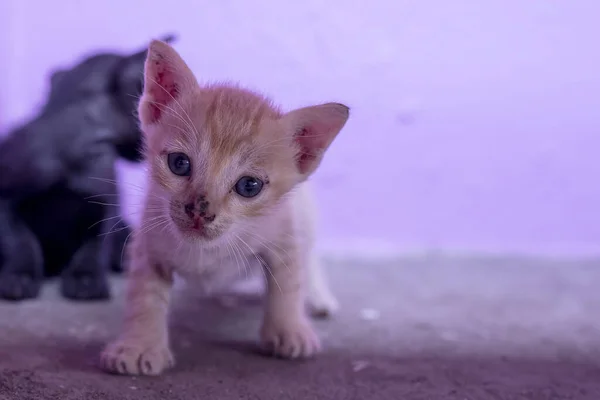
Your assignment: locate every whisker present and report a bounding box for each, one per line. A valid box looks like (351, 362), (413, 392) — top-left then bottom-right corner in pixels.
(120, 229), (136, 268)
(243, 229), (293, 261)
(166, 122), (193, 137)
(223, 239), (239, 279)
(237, 228), (292, 274)
(234, 233), (282, 293)
(147, 100), (196, 137)
(139, 218), (171, 235)
(146, 77), (200, 138)
(227, 237), (243, 278)
(88, 214), (124, 229)
(86, 178), (170, 205)
(230, 236), (250, 280)
(87, 176), (145, 190)
(88, 201), (122, 207)
(98, 223), (129, 238)
(86, 177), (163, 198)
(85, 193), (122, 199)
(148, 77), (199, 134)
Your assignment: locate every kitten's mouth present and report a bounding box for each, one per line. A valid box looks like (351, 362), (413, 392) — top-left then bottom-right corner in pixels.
(182, 223), (208, 237)
(191, 218), (204, 232)
(168, 205), (227, 243)
(173, 218), (219, 242)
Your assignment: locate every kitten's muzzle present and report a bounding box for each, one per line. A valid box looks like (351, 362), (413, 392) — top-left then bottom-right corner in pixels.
(184, 197), (216, 229)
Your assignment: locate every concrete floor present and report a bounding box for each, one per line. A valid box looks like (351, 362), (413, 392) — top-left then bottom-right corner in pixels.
(2, 255), (600, 400)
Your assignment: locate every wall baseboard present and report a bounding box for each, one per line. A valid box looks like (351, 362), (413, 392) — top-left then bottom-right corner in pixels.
(317, 239), (600, 264)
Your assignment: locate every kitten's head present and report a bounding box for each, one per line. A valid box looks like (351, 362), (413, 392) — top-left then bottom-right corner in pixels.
(138, 40), (349, 245)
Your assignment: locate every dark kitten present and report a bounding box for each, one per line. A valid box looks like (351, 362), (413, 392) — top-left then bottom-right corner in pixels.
(0, 34), (176, 301)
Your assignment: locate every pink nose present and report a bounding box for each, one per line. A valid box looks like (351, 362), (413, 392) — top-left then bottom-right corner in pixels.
(184, 202), (216, 225)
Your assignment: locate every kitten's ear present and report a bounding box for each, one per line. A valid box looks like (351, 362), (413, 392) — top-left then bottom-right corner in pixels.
(138, 40), (198, 126)
(281, 102), (350, 177)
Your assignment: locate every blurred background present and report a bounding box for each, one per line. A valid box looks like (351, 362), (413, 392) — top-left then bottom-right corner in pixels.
(2, 2), (600, 397)
(1, 0), (599, 259)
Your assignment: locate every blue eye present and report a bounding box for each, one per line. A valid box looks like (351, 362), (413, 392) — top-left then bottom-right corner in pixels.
(167, 152), (191, 176)
(234, 176), (263, 198)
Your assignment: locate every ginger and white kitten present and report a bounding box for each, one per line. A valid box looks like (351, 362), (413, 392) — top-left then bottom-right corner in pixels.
(100, 40), (349, 376)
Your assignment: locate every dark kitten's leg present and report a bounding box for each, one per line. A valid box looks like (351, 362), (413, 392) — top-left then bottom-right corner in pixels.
(0, 200), (44, 300)
(61, 150), (125, 300)
(62, 205), (132, 298)
(61, 233), (110, 301)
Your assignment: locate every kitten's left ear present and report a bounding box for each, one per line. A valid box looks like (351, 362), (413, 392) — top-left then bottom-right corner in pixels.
(138, 40), (198, 127)
(281, 102), (350, 177)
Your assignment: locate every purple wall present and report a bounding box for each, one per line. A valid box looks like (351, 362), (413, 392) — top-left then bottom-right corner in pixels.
(1, 1), (599, 257)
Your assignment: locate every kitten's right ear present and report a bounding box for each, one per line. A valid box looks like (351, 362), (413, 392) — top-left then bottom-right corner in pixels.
(138, 40), (198, 126)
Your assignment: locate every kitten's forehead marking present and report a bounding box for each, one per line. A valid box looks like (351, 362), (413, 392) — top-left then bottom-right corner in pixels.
(192, 85), (281, 180)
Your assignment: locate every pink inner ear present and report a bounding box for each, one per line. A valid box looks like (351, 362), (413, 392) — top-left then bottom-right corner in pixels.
(295, 126), (329, 174)
(147, 57), (180, 123)
(286, 103), (349, 175)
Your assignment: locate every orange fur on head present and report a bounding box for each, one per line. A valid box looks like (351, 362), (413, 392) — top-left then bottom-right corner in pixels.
(137, 40), (349, 243)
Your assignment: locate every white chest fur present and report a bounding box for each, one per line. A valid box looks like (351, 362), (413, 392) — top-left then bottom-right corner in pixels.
(149, 229), (266, 295)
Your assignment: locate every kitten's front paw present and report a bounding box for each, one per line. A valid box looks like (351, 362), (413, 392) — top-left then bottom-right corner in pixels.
(0, 272), (42, 301)
(100, 339), (174, 376)
(61, 273), (110, 300)
(260, 318), (321, 359)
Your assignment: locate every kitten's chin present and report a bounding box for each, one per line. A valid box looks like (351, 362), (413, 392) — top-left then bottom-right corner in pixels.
(172, 221), (226, 248)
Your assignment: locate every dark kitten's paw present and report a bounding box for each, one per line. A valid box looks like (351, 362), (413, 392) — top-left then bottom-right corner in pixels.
(0, 272), (42, 301)
(61, 273), (110, 301)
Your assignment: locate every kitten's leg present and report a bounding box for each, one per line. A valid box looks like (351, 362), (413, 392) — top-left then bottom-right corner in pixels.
(61, 233), (110, 300)
(305, 251), (339, 318)
(260, 243), (320, 359)
(101, 249), (174, 376)
(0, 200), (44, 300)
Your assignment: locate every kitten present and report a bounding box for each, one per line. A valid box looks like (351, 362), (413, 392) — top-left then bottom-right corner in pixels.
(100, 40), (349, 376)
(0, 38), (168, 301)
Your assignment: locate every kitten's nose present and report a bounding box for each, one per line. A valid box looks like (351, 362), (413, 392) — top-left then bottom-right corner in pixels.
(184, 200), (216, 224)
(184, 203), (195, 216)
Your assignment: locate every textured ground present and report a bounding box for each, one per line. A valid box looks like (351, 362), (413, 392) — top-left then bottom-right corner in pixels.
(1, 255), (600, 400)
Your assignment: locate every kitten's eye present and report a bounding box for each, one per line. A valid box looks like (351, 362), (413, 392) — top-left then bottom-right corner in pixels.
(167, 152), (191, 176)
(234, 176), (263, 198)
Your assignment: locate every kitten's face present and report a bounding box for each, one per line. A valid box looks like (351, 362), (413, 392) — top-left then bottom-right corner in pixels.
(138, 40), (349, 245)
(145, 88), (300, 244)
